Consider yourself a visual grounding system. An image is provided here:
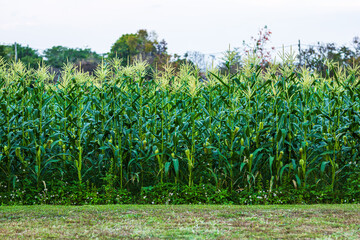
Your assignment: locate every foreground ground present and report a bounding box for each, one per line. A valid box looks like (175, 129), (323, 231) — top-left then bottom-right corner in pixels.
(0, 204), (359, 239)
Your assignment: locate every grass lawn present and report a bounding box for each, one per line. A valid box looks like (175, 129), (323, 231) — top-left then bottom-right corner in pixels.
(0, 204), (359, 239)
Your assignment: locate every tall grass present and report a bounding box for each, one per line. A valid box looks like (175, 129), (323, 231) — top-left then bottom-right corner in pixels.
(0, 54), (359, 194)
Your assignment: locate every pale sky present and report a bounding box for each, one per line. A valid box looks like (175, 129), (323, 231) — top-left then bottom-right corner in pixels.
(1, 0), (359, 57)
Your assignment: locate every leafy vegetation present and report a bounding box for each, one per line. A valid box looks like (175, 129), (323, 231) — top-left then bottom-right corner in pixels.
(109, 29), (172, 71)
(43, 46), (102, 73)
(0, 44), (42, 69)
(2, 28), (360, 75)
(0, 29), (187, 75)
(0, 47), (359, 205)
(299, 36), (360, 75)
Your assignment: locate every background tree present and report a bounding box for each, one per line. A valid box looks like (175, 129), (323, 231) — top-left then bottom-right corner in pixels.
(184, 51), (207, 71)
(218, 47), (242, 74)
(353, 36), (360, 57)
(108, 29), (170, 70)
(0, 45), (6, 58)
(299, 36), (360, 76)
(44, 46), (101, 74)
(0, 44), (42, 68)
(242, 25), (274, 68)
(217, 26), (272, 74)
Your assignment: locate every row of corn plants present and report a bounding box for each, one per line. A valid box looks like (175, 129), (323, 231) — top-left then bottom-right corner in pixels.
(0, 55), (359, 199)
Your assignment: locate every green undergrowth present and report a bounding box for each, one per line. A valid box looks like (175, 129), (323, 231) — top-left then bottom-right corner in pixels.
(1, 182), (359, 206)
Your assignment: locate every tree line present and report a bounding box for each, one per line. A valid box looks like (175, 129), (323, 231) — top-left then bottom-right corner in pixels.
(1, 28), (360, 76)
(0, 29), (187, 75)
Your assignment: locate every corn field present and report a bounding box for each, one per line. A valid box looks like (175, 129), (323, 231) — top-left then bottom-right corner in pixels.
(0, 54), (359, 195)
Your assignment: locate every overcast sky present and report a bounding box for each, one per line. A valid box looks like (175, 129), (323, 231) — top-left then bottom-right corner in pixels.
(1, 0), (359, 56)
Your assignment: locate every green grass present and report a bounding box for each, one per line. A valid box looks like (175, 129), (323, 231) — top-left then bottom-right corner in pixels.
(1, 204), (359, 239)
